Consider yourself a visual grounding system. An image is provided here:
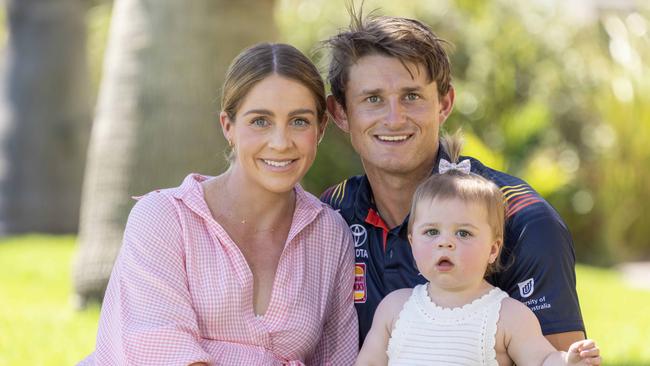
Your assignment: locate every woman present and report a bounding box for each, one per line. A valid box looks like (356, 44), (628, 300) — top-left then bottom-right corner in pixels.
(82, 43), (357, 365)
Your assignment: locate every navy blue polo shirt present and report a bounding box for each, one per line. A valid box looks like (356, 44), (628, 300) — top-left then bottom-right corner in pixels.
(321, 147), (585, 346)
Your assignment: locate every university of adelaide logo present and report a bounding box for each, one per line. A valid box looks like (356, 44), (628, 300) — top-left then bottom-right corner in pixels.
(354, 263), (367, 303)
(350, 224), (367, 248)
(518, 278), (535, 298)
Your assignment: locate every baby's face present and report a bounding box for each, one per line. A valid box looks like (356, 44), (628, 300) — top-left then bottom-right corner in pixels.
(408, 197), (500, 291)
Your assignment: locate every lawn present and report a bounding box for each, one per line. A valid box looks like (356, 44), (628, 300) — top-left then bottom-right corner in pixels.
(1, 235), (648, 365)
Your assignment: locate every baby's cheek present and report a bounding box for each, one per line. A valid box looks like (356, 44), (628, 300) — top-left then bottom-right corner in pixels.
(412, 247), (432, 268)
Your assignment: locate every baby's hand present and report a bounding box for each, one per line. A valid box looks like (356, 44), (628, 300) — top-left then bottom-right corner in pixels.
(566, 339), (601, 365)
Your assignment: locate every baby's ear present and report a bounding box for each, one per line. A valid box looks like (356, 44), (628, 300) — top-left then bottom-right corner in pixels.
(407, 233), (413, 244)
(488, 238), (502, 264)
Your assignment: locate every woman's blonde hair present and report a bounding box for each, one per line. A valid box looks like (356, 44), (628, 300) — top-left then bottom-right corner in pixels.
(221, 43), (326, 122)
(407, 130), (506, 276)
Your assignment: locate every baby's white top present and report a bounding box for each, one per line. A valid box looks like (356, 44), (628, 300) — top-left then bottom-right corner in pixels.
(387, 283), (508, 366)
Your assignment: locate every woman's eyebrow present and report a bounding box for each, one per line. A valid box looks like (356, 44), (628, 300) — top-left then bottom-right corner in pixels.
(242, 108), (274, 116)
(288, 109), (316, 117)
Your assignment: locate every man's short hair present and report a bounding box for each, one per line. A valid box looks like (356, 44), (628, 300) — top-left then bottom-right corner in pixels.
(324, 8), (452, 109)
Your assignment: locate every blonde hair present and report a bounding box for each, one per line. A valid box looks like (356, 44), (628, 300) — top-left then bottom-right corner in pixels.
(408, 130), (506, 276)
(221, 43), (326, 122)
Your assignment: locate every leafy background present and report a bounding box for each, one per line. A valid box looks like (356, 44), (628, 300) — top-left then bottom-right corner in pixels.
(1, 0), (650, 364)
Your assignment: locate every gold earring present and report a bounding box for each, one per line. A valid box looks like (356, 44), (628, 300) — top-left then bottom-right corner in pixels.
(228, 139), (233, 148)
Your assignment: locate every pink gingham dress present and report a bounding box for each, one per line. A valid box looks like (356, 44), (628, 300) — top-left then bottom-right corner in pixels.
(80, 174), (358, 365)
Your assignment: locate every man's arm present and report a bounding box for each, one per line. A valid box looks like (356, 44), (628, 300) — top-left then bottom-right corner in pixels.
(496, 214), (586, 344)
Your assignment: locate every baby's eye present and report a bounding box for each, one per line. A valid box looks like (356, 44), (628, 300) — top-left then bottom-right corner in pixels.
(405, 93), (420, 101)
(457, 230), (472, 238)
(251, 118), (269, 127)
(424, 228), (439, 236)
(366, 95), (381, 104)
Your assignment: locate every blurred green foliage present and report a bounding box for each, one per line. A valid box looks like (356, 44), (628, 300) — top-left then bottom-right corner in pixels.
(76, 1), (650, 264)
(275, 0), (650, 264)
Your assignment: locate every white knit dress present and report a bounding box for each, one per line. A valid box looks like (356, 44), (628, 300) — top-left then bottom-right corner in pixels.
(387, 284), (508, 366)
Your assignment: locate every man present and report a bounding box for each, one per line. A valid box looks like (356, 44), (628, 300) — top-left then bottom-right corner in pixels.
(320, 12), (585, 350)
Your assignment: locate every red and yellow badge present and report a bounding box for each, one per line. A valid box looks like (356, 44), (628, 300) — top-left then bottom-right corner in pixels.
(354, 263), (367, 303)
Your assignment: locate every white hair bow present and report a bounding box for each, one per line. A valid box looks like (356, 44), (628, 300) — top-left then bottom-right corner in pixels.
(438, 158), (472, 174)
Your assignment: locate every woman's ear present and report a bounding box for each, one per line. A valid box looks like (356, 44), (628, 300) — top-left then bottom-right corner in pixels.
(220, 111), (234, 146)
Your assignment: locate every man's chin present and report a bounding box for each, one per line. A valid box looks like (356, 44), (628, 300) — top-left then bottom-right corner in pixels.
(362, 159), (421, 176)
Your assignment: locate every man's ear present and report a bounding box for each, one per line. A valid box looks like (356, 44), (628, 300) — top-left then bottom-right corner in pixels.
(317, 114), (329, 145)
(326, 95), (350, 133)
(438, 84), (455, 125)
(219, 111), (234, 144)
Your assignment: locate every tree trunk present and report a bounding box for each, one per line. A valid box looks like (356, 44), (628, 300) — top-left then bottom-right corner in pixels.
(0, 0), (92, 234)
(73, 0), (277, 305)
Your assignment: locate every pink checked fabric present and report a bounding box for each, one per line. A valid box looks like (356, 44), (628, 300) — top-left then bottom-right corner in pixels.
(80, 174), (358, 365)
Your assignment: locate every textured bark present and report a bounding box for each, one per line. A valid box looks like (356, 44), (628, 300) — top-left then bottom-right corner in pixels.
(0, 0), (92, 234)
(73, 0), (277, 304)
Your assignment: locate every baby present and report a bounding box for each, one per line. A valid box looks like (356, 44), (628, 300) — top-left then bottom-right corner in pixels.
(355, 134), (601, 365)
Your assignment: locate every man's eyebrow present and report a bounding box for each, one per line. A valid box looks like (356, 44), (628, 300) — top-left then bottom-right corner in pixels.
(359, 88), (383, 96)
(358, 86), (423, 96)
(402, 86), (423, 93)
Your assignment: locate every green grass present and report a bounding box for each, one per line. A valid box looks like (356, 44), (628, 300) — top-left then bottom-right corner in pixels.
(0, 235), (99, 365)
(1, 235), (649, 365)
(577, 265), (650, 366)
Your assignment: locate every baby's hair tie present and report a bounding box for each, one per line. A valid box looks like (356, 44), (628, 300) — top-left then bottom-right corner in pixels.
(438, 158), (472, 174)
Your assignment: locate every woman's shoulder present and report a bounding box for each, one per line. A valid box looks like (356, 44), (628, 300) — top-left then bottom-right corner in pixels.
(131, 188), (179, 218)
(124, 188), (187, 241)
(129, 174), (204, 224)
(299, 187), (351, 230)
(318, 203), (351, 228)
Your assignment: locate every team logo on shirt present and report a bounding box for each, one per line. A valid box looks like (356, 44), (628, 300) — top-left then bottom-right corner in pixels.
(350, 224), (367, 248)
(354, 263), (367, 303)
(518, 278), (535, 298)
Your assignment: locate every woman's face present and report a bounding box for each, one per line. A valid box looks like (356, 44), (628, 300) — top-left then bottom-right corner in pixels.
(221, 74), (325, 195)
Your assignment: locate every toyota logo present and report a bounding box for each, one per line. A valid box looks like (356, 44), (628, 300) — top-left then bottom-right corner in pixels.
(350, 224), (367, 248)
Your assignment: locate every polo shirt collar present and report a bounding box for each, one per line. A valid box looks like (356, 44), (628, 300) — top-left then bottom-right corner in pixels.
(352, 141), (450, 236)
(171, 174), (323, 243)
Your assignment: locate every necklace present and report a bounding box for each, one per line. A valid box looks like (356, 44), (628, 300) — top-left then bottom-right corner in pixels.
(215, 209), (278, 233)
(204, 175), (289, 233)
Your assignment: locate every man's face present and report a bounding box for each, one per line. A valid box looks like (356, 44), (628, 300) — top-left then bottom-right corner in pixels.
(329, 54), (454, 178)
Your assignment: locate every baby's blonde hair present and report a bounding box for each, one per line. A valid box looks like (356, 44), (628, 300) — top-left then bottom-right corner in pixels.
(408, 130), (506, 276)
